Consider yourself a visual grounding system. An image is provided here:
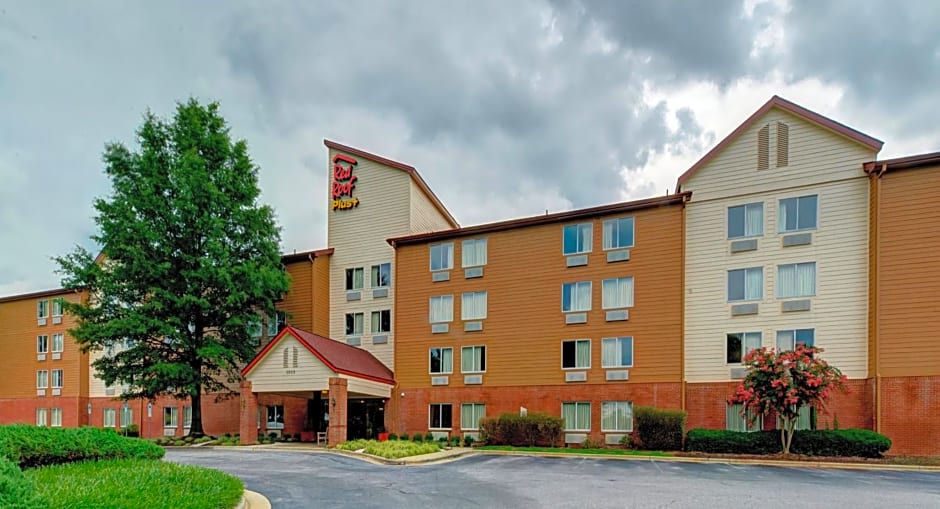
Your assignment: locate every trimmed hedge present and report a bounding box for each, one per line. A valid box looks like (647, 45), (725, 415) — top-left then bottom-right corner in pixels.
(0, 425), (164, 468)
(479, 413), (564, 447)
(634, 407), (686, 451)
(0, 456), (42, 508)
(686, 428), (891, 458)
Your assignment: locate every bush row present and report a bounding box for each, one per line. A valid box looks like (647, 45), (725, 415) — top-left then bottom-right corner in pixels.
(0, 425), (165, 468)
(0, 456), (42, 509)
(479, 413), (564, 447)
(686, 428), (892, 458)
(635, 407), (686, 451)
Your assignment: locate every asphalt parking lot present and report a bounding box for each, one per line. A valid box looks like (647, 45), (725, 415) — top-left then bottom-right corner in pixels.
(166, 449), (940, 509)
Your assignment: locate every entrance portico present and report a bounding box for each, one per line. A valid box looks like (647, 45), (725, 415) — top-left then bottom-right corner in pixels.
(239, 326), (394, 445)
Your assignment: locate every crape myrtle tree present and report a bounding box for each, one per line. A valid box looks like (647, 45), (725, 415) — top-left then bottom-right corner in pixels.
(731, 344), (848, 454)
(56, 99), (290, 437)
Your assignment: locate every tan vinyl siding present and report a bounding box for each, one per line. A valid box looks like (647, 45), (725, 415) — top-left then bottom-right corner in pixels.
(410, 181), (454, 233)
(248, 335), (336, 393)
(394, 204), (684, 389)
(875, 165), (940, 376)
(327, 148), (413, 369)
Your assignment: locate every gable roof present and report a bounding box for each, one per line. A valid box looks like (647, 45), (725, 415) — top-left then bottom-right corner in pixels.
(388, 192), (690, 247)
(676, 95), (884, 189)
(241, 325), (394, 385)
(323, 139), (459, 228)
(0, 287), (78, 304)
(280, 248), (333, 265)
(863, 150), (940, 175)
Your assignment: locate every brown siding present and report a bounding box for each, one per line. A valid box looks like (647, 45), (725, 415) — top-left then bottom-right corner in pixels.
(868, 172), (879, 377)
(394, 203), (684, 389)
(312, 255), (331, 337)
(876, 164), (940, 376)
(280, 260), (314, 331)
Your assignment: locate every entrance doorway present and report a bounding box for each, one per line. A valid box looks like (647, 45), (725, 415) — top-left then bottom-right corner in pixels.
(347, 398), (385, 440)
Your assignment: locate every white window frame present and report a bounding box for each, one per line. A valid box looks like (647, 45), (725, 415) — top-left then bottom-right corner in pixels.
(461, 403), (486, 431)
(727, 403), (761, 432)
(602, 217), (635, 250)
(461, 345), (486, 374)
(601, 401), (633, 432)
(562, 401), (591, 431)
(345, 267), (364, 291)
(371, 310), (391, 334)
(37, 300), (49, 319)
(52, 298), (64, 317)
(601, 337), (634, 368)
(776, 329), (815, 351)
(266, 405), (285, 429)
(430, 242), (454, 272)
(727, 267), (763, 302)
(461, 238), (488, 268)
(429, 295), (454, 323)
(776, 262), (816, 298)
(778, 195), (818, 233)
(429, 347), (453, 374)
(103, 408), (116, 428)
(184, 406), (192, 429)
(37, 335), (49, 354)
(429, 403), (453, 430)
(121, 407), (134, 428)
(601, 277), (634, 310)
(371, 263), (391, 288)
(51, 369), (63, 388)
(36, 408), (48, 427)
(345, 312), (364, 336)
(51, 407), (62, 427)
(52, 333), (64, 353)
(37, 370), (48, 388)
(461, 291), (487, 320)
(561, 339), (591, 370)
(726, 332), (762, 364)
(727, 203), (764, 239)
(561, 281), (592, 313)
(563, 223), (593, 255)
(164, 406), (179, 428)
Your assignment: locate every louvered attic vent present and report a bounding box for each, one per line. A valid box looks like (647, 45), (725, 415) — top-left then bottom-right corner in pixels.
(757, 124), (770, 170)
(776, 121), (789, 167)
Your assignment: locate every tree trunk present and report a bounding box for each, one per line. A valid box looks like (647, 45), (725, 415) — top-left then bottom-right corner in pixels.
(781, 417), (795, 455)
(189, 387), (205, 437)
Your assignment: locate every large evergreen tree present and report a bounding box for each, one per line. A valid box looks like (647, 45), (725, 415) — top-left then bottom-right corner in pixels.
(57, 99), (290, 437)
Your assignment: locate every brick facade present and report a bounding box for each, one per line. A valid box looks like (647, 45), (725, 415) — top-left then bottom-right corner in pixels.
(880, 376), (940, 455)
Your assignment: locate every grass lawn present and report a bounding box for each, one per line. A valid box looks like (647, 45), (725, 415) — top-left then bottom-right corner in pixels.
(25, 459), (243, 509)
(477, 445), (673, 457)
(336, 439), (441, 459)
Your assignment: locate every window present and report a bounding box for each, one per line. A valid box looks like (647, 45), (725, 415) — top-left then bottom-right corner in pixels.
(461, 291), (487, 320)
(430, 242), (454, 271)
(728, 268), (763, 302)
(52, 334), (64, 353)
(51, 369), (63, 388)
(371, 263), (391, 288)
(461, 403), (486, 430)
(461, 346), (486, 373)
(727, 403), (761, 432)
(266, 405), (284, 429)
(601, 401), (633, 432)
(778, 195), (817, 232)
(345, 267), (364, 291)
(462, 238), (487, 268)
(247, 316), (263, 343)
(37, 300), (48, 319)
(121, 407), (134, 427)
(777, 262), (816, 298)
(562, 339), (591, 369)
(603, 217), (634, 250)
(429, 347), (453, 374)
(371, 310), (391, 334)
(563, 223), (592, 255)
(52, 298), (64, 317)
(37, 335), (48, 354)
(562, 402), (591, 431)
(184, 406), (192, 428)
(164, 407), (179, 428)
(429, 295), (454, 323)
(728, 203), (763, 239)
(103, 408), (116, 428)
(776, 329), (815, 351)
(266, 310), (286, 337)
(36, 408), (47, 427)
(602, 277), (634, 309)
(429, 403), (453, 429)
(601, 337), (633, 368)
(562, 281), (592, 313)
(727, 332), (762, 364)
(37, 370), (48, 388)
(51, 408), (62, 427)
(777, 406), (815, 431)
(345, 312), (364, 336)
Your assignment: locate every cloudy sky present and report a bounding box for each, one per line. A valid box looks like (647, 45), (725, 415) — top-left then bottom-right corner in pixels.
(1, 0), (938, 295)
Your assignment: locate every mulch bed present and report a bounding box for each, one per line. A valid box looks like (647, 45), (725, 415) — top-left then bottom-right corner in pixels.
(675, 451), (940, 466)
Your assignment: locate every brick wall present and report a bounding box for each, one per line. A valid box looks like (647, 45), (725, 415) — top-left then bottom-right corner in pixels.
(880, 376), (940, 456)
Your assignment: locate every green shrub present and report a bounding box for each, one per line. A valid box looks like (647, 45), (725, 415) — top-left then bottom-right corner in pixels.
(634, 407), (686, 451)
(463, 435), (475, 447)
(618, 434), (634, 449)
(686, 429), (892, 458)
(412, 433), (423, 443)
(686, 429), (780, 454)
(451, 436), (461, 447)
(580, 437), (604, 449)
(479, 413), (564, 447)
(0, 456), (41, 508)
(388, 433), (398, 441)
(0, 425), (164, 468)
(337, 439), (440, 459)
(424, 432), (434, 442)
(121, 424), (140, 438)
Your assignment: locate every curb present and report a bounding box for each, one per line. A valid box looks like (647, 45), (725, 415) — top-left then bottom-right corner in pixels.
(242, 490), (271, 509)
